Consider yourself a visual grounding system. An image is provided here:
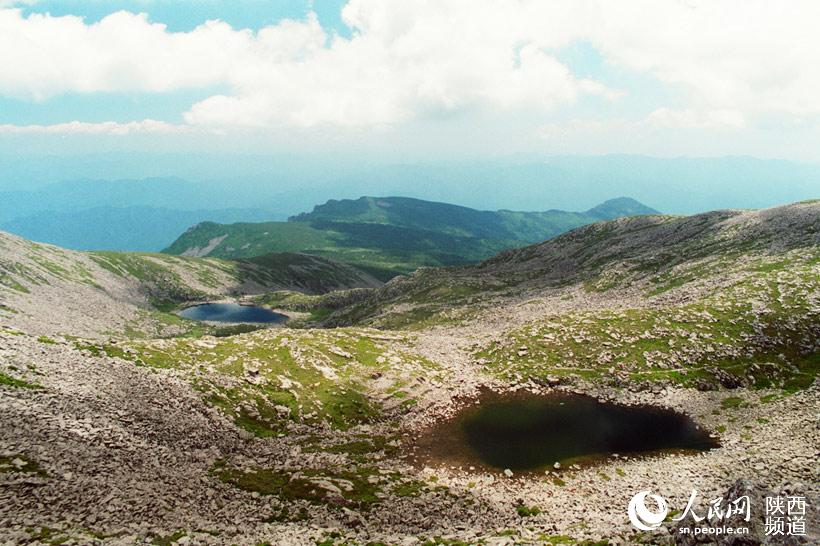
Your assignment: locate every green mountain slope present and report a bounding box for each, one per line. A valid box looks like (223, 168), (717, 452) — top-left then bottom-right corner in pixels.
(164, 196), (657, 280)
(237, 252), (381, 294)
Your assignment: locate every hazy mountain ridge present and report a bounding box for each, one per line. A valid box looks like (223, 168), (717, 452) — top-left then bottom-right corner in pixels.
(0, 177), (285, 218)
(165, 195), (657, 280)
(3, 153), (818, 253)
(0, 177), (290, 252)
(3, 154), (819, 214)
(0, 206), (277, 252)
(291, 195), (657, 238)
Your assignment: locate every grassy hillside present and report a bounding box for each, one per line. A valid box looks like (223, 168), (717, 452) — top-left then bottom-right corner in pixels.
(76, 327), (438, 435)
(476, 256), (819, 392)
(162, 219), (501, 280)
(164, 196), (657, 280)
(316, 201), (820, 391)
(237, 252), (380, 294)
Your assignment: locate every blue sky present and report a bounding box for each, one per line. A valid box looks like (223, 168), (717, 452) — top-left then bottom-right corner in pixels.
(1, 1), (819, 163)
(16, 0), (350, 33)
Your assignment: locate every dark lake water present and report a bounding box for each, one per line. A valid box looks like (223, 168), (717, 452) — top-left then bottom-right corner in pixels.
(178, 303), (287, 324)
(411, 391), (717, 472)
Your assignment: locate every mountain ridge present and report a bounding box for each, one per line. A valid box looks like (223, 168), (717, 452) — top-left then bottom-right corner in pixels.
(318, 199), (820, 331)
(165, 195), (658, 280)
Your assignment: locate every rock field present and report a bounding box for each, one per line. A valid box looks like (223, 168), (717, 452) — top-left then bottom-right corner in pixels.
(1, 201), (818, 545)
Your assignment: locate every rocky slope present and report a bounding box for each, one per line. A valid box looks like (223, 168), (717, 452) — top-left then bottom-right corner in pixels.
(318, 201), (819, 393)
(0, 231), (379, 337)
(1, 201), (818, 545)
(324, 200), (819, 328)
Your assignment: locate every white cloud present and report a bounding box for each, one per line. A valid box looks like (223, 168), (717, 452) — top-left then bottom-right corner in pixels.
(183, 2), (621, 128)
(588, 1), (820, 121)
(0, 3), (617, 127)
(0, 119), (187, 135)
(539, 106), (745, 149)
(646, 108), (746, 130)
(1, 0), (819, 130)
(0, 9), (249, 100)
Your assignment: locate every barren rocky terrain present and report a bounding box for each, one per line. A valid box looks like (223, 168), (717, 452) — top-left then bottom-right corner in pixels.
(1, 201), (818, 545)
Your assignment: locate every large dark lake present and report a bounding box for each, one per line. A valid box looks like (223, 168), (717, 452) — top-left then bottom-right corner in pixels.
(411, 391), (717, 472)
(178, 303), (287, 324)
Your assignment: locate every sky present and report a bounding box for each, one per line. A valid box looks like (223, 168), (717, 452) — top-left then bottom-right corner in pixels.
(1, 0), (820, 163)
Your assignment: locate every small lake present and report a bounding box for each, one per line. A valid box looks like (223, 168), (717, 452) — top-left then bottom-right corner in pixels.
(410, 391), (717, 473)
(178, 303), (287, 324)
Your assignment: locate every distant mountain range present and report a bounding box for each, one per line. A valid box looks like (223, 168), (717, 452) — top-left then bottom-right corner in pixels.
(164, 196), (658, 280)
(0, 206), (279, 252)
(0, 176), (297, 217)
(3, 154), (819, 214)
(1, 155), (818, 253)
(0, 178), (286, 251)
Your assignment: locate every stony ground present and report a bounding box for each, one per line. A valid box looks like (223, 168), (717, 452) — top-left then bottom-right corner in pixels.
(2, 328), (817, 546)
(1, 202), (818, 545)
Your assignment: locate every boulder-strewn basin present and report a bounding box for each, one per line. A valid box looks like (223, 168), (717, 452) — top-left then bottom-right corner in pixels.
(411, 391), (718, 472)
(178, 303), (287, 324)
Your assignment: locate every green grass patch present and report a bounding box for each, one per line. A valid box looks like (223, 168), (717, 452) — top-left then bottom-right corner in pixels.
(213, 463), (387, 509)
(0, 455), (47, 476)
(720, 396), (746, 409)
(393, 480), (427, 497)
(516, 504), (541, 517)
(150, 531), (187, 546)
(24, 527), (69, 545)
(123, 328), (436, 431)
(0, 371), (41, 389)
(73, 341), (138, 362)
